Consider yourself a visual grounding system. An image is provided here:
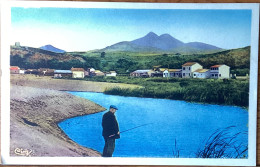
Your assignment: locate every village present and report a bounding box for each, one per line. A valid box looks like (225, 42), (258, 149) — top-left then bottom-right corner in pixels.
(10, 62), (231, 79)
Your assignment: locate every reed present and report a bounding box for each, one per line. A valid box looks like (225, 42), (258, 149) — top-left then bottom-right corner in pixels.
(196, 126), (248, 158)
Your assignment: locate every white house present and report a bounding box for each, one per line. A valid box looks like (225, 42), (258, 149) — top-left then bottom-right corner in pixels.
(210, 64), (230, 79)
(163, 70), (169, 77)
(106, 71), (117, 77)
(193, 69), (210, 79)
(71, 68), (85, 78)
(19, 69), (25, 74)
(181, 62), (203, 78)
(163, 69), (182, 78)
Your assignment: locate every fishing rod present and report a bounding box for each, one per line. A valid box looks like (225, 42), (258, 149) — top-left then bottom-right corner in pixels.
(109, 123), (153, 138)
(120, 123), (153, 134)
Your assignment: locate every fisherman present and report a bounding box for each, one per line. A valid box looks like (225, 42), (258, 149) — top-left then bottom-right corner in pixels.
(102, 105), (120, 157)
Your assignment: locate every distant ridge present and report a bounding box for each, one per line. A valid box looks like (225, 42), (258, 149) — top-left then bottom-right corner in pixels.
(101, 32), (223, 54)
(40, 45), (66, 53)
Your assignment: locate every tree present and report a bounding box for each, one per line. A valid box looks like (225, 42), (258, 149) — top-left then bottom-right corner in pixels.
(101, 52), (106, 58)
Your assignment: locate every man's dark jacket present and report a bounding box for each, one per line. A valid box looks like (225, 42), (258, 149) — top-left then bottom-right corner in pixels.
(102, 111), (120, 139)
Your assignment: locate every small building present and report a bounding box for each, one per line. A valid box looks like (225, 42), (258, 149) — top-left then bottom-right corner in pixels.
(85, 68), (96, 77)
(71, 68), (85, 78)
(54, 70), (72, 78)
(163, 69), (182, 78)
(10, 66), (20, 74)
(95, 70), (105, 76)
(19, 68), (25, 74)
(88, 68), (95, 72)
(169, 69), (182, 78)
(210, 64), (230, 79)
(38, 68), (54, 76)
(130, 70), (154, 78)
(105, 71), (117, 77)
(193, 69), (210, 79)
(182, 62), (203, 78)
(163, 70), (169, 77)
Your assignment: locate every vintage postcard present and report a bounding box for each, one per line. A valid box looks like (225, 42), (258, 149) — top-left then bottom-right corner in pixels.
(1, 1), (259, 166)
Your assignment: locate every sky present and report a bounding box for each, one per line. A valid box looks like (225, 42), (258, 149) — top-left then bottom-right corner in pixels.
(11, 7), (252, 52)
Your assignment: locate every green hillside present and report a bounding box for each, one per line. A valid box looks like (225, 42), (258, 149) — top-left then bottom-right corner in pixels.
(10, 45), (250, 75)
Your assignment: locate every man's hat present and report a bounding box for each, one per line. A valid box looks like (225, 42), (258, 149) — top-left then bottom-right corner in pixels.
(110, 105), (118, 110)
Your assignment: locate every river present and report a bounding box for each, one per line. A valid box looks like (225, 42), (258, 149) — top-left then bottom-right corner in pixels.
(58, 91), (248, 158)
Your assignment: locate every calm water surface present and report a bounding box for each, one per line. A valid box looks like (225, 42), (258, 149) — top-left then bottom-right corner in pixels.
(58, 91), (248, 158)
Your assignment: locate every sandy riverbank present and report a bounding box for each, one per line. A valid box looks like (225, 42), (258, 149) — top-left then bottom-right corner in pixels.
(11, 74), (141, 92)
(10, 80), (110, 156)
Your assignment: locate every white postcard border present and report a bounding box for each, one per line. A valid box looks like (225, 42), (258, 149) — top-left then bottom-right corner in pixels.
(1, 1), (259, 166)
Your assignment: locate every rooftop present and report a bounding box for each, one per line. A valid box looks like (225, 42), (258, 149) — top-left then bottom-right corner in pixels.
(133, 70), (153, 73)
(71, 68), (85, 72)
(10, 66), (20, 70)
(211, 65), (222, 68)
(54, 70), (72, 74)
(182, 62), (198, 66)
(168, 69), (182, 72)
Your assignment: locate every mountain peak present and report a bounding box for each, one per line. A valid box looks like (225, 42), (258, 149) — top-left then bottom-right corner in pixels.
(40, 44), (65, 53)
(146, 32), (158, 37)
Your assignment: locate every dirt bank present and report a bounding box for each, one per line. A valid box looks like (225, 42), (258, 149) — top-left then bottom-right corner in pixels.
(10, 85), (106, 157)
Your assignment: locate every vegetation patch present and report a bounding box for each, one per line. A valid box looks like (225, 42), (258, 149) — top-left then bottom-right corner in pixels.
(83, 76), (249, 107)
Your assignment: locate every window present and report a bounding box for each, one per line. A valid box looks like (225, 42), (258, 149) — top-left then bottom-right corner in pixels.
(219, 74), (221, 77)
(183, 73), (185, 76)
(211, 74), (214, 77)
(189, 73), (191, 76)
(194, 74), (196, 76)
(215, 74), (218, 77)
(183, 67), (185, 70)
(189, 67), (191, 70)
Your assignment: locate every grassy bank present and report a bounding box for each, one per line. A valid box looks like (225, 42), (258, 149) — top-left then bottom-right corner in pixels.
(82, 76), (249, 107)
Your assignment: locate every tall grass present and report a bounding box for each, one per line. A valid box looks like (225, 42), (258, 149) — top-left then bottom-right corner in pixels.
(102, 77), (248, 107)
(196, 126), (248, 158)
(172, 138), (180, 158)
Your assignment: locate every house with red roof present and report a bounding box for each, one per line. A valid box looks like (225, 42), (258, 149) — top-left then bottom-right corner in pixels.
(181, 62), (203, 78)
(210, 64), (230, 79)
(10, 66), (20, 74)
(193, 69), (211, 79)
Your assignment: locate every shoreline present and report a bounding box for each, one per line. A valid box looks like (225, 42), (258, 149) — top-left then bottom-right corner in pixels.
(10, 83), (107, 157)
(10, 74), (141, 157)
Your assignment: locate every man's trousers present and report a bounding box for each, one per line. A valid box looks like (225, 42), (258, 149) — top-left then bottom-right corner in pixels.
(102, 138), (115, 157)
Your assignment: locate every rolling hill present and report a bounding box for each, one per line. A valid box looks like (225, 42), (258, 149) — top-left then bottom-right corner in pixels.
(10, 44), (250, 76)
